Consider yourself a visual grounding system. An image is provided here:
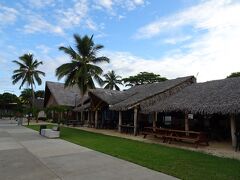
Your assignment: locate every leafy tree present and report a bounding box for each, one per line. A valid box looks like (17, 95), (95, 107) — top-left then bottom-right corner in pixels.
(56, 34), (109, 121)
(103, 70), (122, 90)
(19, 89), (32, 105)
(12, 53), (45, 125)
(227, 72), (240, 78)
(122, 72), (167, 87)
(0, 93), (21, 118)
(35, 90), (45, 99)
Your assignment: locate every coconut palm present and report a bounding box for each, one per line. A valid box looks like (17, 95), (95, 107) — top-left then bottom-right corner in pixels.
(56, 34), (109, 121)
(12, 53), (45, 125)
(103, 70), (122, 90)
(12, 54), (45, 105)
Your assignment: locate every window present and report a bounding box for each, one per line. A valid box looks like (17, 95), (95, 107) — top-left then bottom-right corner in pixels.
(164, 116), (172, 126)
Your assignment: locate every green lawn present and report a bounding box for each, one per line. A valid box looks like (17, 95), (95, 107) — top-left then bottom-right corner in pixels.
(27, 124), (240, 180)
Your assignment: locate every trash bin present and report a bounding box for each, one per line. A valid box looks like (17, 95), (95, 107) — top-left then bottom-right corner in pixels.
(17, 118), (23, 126)
(39, 125), (47, 135)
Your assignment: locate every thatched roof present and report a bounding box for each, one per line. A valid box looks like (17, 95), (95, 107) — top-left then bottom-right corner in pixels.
(110, 76), (195, 111)
(89, 88), (129, 105)
(44, 81), (81, 107)
(142, 77), (240, 114)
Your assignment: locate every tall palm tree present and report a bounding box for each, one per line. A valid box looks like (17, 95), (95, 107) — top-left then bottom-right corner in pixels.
(103, 70), (122, 90)
(56, 34), (109, 96)
(12, 53), (45, 124)
(56, 34), (109, 120)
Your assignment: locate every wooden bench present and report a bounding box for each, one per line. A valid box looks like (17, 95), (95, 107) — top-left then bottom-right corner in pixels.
(142, 127), (209, 148)
(66, 120), (83, 127)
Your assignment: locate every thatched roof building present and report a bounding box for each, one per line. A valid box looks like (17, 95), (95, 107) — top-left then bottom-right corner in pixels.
(44, 81), (81, 107)
(110, 76), (196, 111)
(142, 77), (240, 114)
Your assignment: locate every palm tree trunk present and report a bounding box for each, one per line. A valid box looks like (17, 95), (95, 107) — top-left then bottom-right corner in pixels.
(31, 82), (35, 124)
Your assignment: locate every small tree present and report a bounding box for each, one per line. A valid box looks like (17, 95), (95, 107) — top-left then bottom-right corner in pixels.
(122, 72), (167, 87)
(227, 72), (240, 78)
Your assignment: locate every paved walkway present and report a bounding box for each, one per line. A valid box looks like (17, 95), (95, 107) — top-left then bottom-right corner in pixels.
(0, 120), (177, 180)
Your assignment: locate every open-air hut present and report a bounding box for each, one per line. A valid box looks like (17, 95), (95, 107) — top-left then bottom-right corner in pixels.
(142, 77), (240, 147)
(44, 81), (81, 121)
(110, 76), (196, 135)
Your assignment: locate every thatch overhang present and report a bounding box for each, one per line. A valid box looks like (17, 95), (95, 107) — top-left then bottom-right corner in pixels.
(44, 81), (81, 107)
(142, 77), (240, 115)
(110, 76), (196, 111)
(73, 102), (91, 112)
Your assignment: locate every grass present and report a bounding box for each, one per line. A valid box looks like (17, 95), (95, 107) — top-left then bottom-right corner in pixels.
(27, 124), (240, 180)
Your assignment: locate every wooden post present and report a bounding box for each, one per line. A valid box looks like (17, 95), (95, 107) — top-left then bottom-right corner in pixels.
(185, 112), (189, 131)
(153, 112), (157, 132)
(76, 112), (79, 121)
(230, 114), (236, 148)
(87, 111), (90, 126)
(118, 111), (122, 132)
(185, 112), (189, 136)
(95, 110), (98, 128)
(134, 107), (138, 136)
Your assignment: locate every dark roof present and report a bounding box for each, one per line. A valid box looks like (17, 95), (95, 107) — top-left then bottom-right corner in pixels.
(110, 76), (195, 111)
(142, 77), (240, 114)
(44, 81), (81, 107)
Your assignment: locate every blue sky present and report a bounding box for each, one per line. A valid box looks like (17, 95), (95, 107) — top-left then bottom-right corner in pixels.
(1, 0), (240, 95)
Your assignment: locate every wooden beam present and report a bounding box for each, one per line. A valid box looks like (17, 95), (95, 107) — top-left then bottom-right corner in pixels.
(153, 112), (157, 132)
(230, 114), (237, 148)
(185, 112), (189, 136)
(185, 112), (189, 131)
(134, 107), (138, 136)
(118, 111), (122, 132)
(95, 110), (98, 128)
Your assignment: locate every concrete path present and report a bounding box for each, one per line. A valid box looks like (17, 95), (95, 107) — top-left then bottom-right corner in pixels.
(0, 120), (178, 180)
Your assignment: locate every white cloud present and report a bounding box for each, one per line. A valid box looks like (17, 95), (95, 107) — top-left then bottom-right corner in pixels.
(36, 45), (51, 54)
(0, 4), (18, 26)
(134, 0), (237, 39)
(104, 0), (240, 82)
(164, 35), (192, 45)
(95, 0), (146, 12)
(23, 15), (64, 35)
(27, 0), (55, 8)
(57, 0), (88, 28)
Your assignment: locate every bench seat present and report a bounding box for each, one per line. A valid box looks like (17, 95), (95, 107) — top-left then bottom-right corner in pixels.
(41, 129), (60, 138)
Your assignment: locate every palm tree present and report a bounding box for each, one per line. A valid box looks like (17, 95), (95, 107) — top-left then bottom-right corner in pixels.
(12, 53), (45, 124)
(103, 70), (122, 90)
(56, 34), (109, 120)
(56, 34), (109, 95)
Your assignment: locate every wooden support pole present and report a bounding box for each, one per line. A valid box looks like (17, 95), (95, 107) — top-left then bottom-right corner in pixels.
(95, 110), (98, 128)
(76, 112), (79, 121)
(134, 107), (138, 136)
(230, 114), (236, 148)
(153, 112), (157, 132)
(87, 111), (90, 126)
(185, 112), (189, 136)
(185, 112), (189, 131)
(118, 111), (122, 132)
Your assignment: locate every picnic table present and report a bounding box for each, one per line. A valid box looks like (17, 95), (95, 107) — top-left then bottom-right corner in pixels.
(120, 125), (135, 134)
(66, 120), (83, 127)
(142, 127), (209, 148)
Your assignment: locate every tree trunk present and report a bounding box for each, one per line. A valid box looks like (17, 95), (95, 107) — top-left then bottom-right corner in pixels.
(30, 82), (36, 124)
